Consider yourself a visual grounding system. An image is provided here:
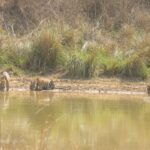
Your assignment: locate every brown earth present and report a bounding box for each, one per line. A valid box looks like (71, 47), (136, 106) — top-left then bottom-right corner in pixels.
(9, 75), (149, 95)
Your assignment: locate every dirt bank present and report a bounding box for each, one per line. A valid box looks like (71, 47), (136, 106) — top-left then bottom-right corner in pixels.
(9, 76), (149, 95)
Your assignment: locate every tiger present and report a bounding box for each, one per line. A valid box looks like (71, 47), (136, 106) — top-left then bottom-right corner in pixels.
(0, 79), (7, 91)
(147, 85), (150, 95)
(0, 71), (10, 91)
(30, 78), (55, 91)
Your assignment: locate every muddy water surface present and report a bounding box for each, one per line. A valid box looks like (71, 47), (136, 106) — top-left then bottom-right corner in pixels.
(0, 91), (150, 150)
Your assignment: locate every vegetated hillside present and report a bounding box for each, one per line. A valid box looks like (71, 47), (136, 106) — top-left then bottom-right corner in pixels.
(0, 0), (149, 34)
(0, 0), (150, 79)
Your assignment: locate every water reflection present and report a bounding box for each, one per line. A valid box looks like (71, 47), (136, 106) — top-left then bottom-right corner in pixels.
(30, 91), (54, 104)
(0, 92), (10, 109)
(0, 92), (150, 150)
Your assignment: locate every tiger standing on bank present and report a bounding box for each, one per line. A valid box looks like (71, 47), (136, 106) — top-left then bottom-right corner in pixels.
(0, 72), (10, 91)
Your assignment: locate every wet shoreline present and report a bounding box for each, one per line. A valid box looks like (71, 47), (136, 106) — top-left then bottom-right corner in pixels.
(8, 77), (149, 95)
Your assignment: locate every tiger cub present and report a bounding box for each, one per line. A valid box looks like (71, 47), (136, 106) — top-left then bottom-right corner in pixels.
(30, 78), (55, 91)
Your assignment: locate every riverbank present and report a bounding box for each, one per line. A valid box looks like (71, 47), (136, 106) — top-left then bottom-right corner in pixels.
(9, 75), (149, 95)
(0, 0), (149, 95)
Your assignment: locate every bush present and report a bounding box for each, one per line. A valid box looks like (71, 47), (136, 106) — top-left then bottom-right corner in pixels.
(100, 51), (148, 79)
(102, 58), (124, 76)
(0, 37), (29, 68)
(26, 31), (65, 72)
(67, 50), (100, 78)
(121, 56), (148, 79)
(61, 29), (75, 47)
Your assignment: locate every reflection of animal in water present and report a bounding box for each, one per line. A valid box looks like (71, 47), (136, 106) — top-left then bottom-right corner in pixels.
(30, 91), (54, 104)
(0, 72), (10, 91)
(30, 78), (55, 91)
(147, 85), (150, 95)
(0, 92), (9, 109)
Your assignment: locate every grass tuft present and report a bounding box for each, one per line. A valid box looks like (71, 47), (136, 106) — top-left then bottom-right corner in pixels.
(67, 50), (100, 78)
(26, 31), (65, 72)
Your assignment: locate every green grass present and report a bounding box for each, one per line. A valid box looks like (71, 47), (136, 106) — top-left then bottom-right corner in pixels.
(67, 48), (102, 78)
(0, 22), (149, 79)
(121, 56), (148, 79)
(26, 30), (65, 72)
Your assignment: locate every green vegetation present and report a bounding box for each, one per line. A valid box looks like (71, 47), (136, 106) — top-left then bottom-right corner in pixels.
(0, 0), (150, 79)
(26, 31), (65, 71)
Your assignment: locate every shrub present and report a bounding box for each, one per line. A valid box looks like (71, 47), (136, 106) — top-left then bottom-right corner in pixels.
(100, 51), (148, 79)
(61, 29), (75, 47)
(0, 37), (30, 68)
(121, 55), (148, 79)
(102, 58), (124, 76)
(26, 31), (65, 72)
(0, 53), (9, 65)
(67, 50), (100, 78)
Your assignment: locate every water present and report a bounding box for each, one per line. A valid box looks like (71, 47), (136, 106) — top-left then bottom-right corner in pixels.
(0, 91), (150, 150)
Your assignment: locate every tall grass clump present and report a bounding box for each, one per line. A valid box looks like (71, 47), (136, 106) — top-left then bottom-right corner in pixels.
(61, 28), (75, 48)
(0, 35), (30, 69)
(6, 40), (29, 68)
(26, 31), (65, 72)
(121, 55), (148, 79)
(102, 58), (124, 76)
(102, 57), (148, 79)
(97, 47), (148, 79)
(67, 50), (100, 78)
(0, 52), (9, 66)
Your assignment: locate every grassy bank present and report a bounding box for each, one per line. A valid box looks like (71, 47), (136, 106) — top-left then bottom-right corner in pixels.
(0, 0), (150, 79)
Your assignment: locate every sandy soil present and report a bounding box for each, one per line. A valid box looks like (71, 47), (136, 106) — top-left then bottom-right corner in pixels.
(9, 75), (150, 95)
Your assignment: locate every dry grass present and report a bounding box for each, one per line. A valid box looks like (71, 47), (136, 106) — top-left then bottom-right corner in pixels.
(0, 0), (149, 78)
(0, 0), (149, 34)
(26, 30), (64, 71)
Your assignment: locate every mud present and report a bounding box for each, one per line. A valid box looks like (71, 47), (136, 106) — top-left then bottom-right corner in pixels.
(8, 77), (149, 95)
